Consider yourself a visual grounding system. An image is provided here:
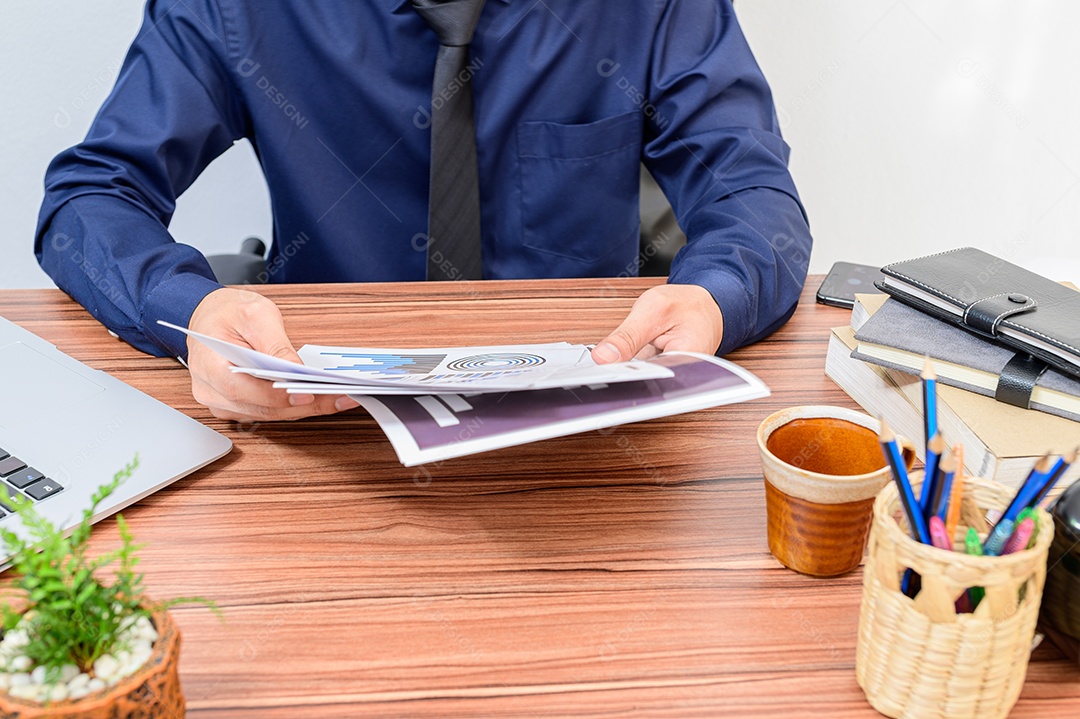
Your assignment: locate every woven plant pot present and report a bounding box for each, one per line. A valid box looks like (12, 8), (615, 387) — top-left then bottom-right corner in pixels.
(0, 609), (184, 719)
(856, 474), (1053, 719)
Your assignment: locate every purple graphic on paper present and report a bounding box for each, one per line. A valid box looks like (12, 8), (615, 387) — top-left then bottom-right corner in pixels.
(372, 354), (748, 450)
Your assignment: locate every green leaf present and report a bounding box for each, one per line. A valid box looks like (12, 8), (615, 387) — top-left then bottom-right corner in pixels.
(0, 453), (213, 672)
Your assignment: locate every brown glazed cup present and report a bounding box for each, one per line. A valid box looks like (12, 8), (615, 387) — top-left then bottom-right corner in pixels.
(757, 406), (915, 577)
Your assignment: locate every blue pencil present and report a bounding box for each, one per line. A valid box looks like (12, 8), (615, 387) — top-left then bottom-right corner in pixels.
(879, 419), (930, 545)
(1032, 447), (1077, 506)
(904, 433), (944, 597)
(921, 357), (938, 447)
(919, 433), (944, 516)
(983, 454), (1052, 554)
(930, 454), (956, 522)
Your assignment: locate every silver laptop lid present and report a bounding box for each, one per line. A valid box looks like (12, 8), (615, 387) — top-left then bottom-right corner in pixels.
(0, 315), (231, 545)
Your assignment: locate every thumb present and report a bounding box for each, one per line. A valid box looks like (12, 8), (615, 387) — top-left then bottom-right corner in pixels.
(236, 304), (303, 365)
(262, 341), (303, 365)
(592, 303), (655, 364)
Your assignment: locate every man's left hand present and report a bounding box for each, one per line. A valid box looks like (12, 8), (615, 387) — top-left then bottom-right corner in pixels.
(591, 284), (724, 363)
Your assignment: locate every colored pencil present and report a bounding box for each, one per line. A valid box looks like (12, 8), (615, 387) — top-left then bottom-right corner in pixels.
(1003, 517), (1035, 555)
(930, 453), (956, 522)
(964, 527), (985, 610)
(1031, 446), (1078, 506)
(984, 518), (1014, 557)
(983, 454), (1051, 554)
(921, 357), (938, 446)
(945, 445), (964, 539)
(918, 433), (944, 516)
(993, 454), (1052, 524)
(879, 419), (930, 545)
(928, 516), (953, 551)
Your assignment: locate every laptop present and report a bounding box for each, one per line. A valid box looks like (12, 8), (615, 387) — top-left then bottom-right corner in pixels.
(0, 314), (231, 553)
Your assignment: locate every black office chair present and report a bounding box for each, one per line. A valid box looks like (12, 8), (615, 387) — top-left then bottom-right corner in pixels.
(205, 236), (267, 285)
(638, 166), (686, 277)
(205, 168), (685, 284)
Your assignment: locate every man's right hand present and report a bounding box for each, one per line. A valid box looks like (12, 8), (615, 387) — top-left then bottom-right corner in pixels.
(186, 288), (359, 422)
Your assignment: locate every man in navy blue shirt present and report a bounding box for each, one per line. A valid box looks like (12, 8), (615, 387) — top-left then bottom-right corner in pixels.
(36, 0), (811, 422)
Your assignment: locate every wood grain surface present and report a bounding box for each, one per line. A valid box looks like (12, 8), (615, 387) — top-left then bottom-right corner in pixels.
(1, 277), (1076, 718)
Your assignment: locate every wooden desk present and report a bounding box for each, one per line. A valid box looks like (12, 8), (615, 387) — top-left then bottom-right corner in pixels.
(1, 278), (1077, 717)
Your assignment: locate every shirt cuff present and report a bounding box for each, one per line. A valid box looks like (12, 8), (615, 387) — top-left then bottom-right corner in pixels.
(140, 273), (223, 360)
(668, 270), (753, 357)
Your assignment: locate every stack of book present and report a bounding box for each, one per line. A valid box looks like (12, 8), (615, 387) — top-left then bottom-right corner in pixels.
(826, 293), (1080, 490)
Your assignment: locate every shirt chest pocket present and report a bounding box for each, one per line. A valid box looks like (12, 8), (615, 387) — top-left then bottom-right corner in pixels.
(516, 111), (641, 264)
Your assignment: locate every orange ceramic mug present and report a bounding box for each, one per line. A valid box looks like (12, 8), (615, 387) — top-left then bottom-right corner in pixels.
(757, 406), (916, 577)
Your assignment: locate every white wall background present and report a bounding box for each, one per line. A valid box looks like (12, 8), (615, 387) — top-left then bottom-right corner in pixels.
(0, 0), (272, 290)
(741, 1), (1080, 282)
(2, 1), (1078, 290)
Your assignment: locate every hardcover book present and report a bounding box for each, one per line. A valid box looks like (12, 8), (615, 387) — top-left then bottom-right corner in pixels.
(826, 295), (1080, 491)
(852, 296), (1080, 422)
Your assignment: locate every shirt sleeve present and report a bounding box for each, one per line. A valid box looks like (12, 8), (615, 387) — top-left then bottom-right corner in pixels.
(34, 0), (247, 359)
(642, 0), (812, 355)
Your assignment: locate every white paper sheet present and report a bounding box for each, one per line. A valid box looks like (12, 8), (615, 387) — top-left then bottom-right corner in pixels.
(350, 352), (770, 466)
(159, 321), (673, 393)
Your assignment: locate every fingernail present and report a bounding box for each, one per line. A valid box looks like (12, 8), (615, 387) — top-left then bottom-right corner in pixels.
(335, 396), (360, 411)
(592, 342), (622, 364)
(289, 394), (315, 406)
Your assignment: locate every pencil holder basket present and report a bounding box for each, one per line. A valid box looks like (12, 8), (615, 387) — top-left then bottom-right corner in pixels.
(855, 473), (1054, 719)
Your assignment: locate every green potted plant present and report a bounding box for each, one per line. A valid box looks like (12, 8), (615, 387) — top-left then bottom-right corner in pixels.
(0, 456), (213, 718)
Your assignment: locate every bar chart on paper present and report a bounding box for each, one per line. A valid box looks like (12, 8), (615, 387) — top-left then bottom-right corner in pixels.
(317, 352), (448, 375)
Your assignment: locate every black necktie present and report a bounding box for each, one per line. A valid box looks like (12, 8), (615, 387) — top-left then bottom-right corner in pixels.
(411, 0), (486, 281)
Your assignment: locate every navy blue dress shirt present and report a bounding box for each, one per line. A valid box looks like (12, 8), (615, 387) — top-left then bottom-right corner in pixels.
(36, 0), (812, 359)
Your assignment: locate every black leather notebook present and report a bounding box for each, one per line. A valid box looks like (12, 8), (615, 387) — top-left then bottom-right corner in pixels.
(876, 247), (1080, 380)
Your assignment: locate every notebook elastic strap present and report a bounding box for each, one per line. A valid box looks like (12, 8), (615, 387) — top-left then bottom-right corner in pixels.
(995, 352), (1048, 409)
(963, 292), (1037, 336)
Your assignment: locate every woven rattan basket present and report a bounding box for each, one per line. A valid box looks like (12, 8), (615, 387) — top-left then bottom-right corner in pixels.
(0, 610), (184, 718)
(856, 474), (1053, 719)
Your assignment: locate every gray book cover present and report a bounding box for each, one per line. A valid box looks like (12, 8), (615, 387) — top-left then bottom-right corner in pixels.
(852, 298), (1080, 423)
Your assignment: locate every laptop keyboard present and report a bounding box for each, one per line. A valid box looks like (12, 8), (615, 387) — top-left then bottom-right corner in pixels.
(0, 447), (64, 515)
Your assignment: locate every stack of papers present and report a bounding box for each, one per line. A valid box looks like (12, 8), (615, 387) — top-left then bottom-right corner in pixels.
(160, 321), (770, 466)
(160, 322), (675, 393)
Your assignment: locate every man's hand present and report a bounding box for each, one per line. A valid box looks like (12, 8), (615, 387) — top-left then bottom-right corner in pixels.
(591, 284), (724, 363)
(186, 288), (359, 422)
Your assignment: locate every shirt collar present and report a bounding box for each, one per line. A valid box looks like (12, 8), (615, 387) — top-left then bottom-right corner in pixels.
(388, 0), (511, 12)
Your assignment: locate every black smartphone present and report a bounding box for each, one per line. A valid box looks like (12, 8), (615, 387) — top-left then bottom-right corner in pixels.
(815, 261), (885, 309)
